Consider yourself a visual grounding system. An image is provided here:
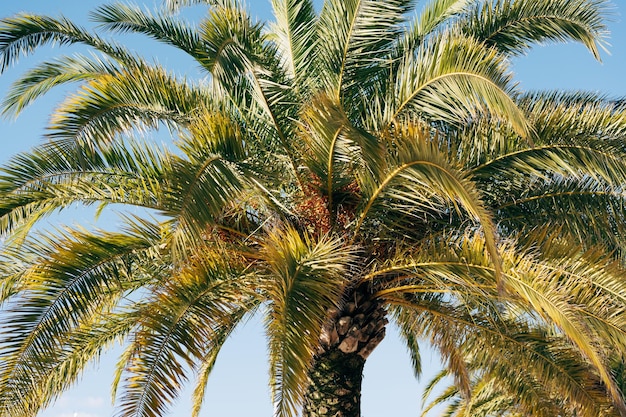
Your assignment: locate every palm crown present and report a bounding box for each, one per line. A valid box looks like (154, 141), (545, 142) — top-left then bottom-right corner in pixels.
(1, 1), (626, 417)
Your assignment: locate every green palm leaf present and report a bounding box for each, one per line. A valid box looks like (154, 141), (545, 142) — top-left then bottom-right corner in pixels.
(0, 225), (162, 417)
(0, 13), (135, 72)
(269, 0), (317, 87)
(391, 31), (530, 138)
(0, 139), (168, 242)
(316, 0), (414, 98)
(161, 113), (246, 258)
(116, 252), (257, 417)
(3, 311), (139, 417)
(48, 64), (205, 143)
(461, 0), (611, 59)
(412, 0), (471, 38)
(394, 0), (471, 63)
(494, 178), (626, 252)
(93, 3), (201, 58)
(379, 232), (626, 416)
(198, 5), (304, 182)
(356, 125), (502, 285)
(521, 91), (626, 145)
(2, 54), (124, 118)
(300, 93), (381, 212)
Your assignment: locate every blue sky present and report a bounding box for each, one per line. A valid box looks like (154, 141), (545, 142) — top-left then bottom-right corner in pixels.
(0, 1), (625, 416)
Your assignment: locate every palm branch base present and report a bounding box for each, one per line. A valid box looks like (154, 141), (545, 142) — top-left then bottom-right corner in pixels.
(304, 286), (388, 417)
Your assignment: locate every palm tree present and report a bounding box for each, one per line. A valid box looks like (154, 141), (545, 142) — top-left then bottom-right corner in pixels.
(1, 1), (626, 416)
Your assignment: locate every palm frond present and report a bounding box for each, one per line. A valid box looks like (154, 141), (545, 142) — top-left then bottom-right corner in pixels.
(391, 31), (530, 139)
(0, 258), (25, 305)
(473, 143), (626, 189)
(93, 3), (201, 59)
(493, 178), (626, 253)
(356, 125), (501, 285)
(392, 295), (615, 417)
(47, 63), (205, 144)
(269, 0), (317, 87)
(420, 380), (459, 417)
(0, 139), (169, 243)
(300, 93), (381, 211)
(0, 226), (162, 417)
(391, 0), (472, 91)
(472, 146), (626, 239)
(2, 54), (123, 118)
(374, 230), (626, 415)
(521, 90), (626, 146)
(198, 5), (304, 185)
(196, 5), (264, 86)
(499, 243), (626, 413)
(116, 251), (257, 417)
(163, 0), (227, 13)
(162, 114), (246, 259)
(395, 299), (475, 398)
(409, 0), (471, 40)
(260, 226), (356, 417)
(420, 328), (616, 417)
(316, 0), (415, 98)
(2, 310), (138, 417)
(396, 320), (422, 378)
(0, 13), (136, 72)
(460, 0), (611, 59)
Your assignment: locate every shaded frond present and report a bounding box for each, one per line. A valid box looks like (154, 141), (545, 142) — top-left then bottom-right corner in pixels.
(356, 125), (501, 285)
(494, 177), (626, 254)
(300, 93), (381, 210)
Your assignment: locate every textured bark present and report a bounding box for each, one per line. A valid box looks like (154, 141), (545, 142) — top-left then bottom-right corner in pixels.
(303, 286), (388, 417)
(302, 349), (365, 417)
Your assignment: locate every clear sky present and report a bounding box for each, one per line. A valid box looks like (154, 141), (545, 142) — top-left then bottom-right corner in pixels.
(0, 1), (625, 417)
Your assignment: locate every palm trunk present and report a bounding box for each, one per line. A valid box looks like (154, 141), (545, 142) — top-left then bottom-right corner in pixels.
(303, 287), (388, 417)
(302, 348), (365, 417)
